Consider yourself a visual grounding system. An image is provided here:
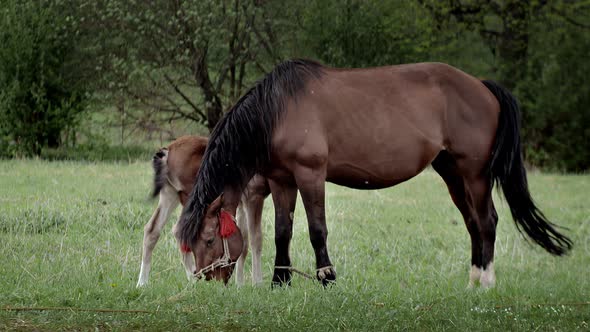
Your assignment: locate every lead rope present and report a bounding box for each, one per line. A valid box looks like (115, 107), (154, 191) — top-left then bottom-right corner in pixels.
(274, 265), (334, 281)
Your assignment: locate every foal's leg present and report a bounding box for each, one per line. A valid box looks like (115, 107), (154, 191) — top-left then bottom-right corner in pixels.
(245, 192), (266, 285)
(234, 202), (249, 286)
(172, 220), (197, 280)
(137, 185), (179, 287)
(294, 166), (335, 286)
(432, 153), (483, 288)
(269, 180), (298, 286)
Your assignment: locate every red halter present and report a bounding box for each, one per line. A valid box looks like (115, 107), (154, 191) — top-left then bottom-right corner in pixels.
(180, 243), (191, 253)
(219, 210), (238, 238)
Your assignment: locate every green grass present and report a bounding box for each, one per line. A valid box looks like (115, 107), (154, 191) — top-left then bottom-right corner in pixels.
(0, 160), (588, 331)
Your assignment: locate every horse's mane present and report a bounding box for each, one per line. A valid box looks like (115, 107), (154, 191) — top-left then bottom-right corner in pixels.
(178, 59), (324, 245)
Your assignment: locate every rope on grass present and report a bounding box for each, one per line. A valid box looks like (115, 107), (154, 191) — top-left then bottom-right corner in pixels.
(274, 266), (315, 280)
(1, 306), (153, 314)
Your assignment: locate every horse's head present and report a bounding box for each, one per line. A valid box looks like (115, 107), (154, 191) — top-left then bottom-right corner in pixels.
(182, 194), (243, 284)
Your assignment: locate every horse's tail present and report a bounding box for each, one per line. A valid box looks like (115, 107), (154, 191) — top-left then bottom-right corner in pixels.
(151, 148), (169, 198)
(177, 59), (324, 246)
(483, 80), (572, 256)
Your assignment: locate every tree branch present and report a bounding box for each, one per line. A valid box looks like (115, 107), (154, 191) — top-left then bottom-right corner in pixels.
(550, 5), (590, 29)
(163, 73), (206, 119)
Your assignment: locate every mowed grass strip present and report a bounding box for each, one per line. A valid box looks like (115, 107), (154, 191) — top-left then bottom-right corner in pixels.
(0, 160), (588, 331)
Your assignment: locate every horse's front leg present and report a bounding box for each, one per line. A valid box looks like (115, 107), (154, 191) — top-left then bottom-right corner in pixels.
(269, 180), (298, 286)
(294, 165), (335, 286)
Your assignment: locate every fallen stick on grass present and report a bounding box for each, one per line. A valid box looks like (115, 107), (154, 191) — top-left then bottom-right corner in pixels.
(1, 306), (153, 314)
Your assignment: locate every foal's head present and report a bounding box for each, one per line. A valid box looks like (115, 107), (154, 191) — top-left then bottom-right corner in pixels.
(181, 195), (243, 284)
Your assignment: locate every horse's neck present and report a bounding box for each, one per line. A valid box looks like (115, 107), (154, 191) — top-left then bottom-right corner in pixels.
(221, 186), (242, 216)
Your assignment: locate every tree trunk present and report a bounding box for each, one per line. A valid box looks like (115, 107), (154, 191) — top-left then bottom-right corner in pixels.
(193, 49), (223, 132)
(204, 104), (221, 132)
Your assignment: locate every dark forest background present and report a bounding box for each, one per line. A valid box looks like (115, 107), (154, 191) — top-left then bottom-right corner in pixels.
(1, 0), (588, 171)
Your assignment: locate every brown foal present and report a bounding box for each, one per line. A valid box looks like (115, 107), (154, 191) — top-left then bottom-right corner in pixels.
(136, 136), (269, 287)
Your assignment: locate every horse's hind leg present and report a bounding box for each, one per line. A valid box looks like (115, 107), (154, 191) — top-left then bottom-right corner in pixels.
(465, 175), (498, 288)
(479, 200), (498, 288)
(137, 185), (180, 287)
(463, 175), (497, 288)
(432, 152), (496, 288)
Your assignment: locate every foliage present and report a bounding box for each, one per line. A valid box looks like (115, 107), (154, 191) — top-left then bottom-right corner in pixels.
(518, 11), (590, 171)
(0, 0), (87, 157)
(0, 0), (588, 170)
(301, 1), (433, 67)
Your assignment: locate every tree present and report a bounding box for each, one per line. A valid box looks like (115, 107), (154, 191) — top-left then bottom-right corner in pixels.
(82, 0), (283, 132)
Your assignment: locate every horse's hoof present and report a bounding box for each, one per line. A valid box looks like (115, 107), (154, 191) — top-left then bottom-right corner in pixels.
(271, 279), (292, 288)
(271, 268), (292, 287)
(316, 266), (336, 287)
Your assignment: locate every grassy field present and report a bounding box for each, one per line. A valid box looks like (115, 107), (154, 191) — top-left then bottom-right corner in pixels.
(0, 159), (588, 331)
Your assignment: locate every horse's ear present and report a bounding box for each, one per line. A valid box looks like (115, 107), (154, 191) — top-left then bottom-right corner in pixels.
(206, 194), (224, 217)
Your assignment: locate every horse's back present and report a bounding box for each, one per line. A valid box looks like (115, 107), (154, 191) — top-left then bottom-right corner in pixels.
(319, 62), (499, 164)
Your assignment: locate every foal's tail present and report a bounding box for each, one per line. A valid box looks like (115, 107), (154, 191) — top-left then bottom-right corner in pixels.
(151, 148), (169, 198)
(483, 80), (572, 256)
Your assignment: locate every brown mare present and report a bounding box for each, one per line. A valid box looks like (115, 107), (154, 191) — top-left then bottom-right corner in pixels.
(176, 60), (572, 288)
(136, 136), (269, 287)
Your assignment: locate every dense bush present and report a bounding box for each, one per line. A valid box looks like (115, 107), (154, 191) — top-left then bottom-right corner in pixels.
(0, 0), (86, 157)
(41, 144), (153, 163)
(517, 17), (590, 171)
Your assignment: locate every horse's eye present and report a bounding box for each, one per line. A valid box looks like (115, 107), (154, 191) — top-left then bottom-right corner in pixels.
(206, 238), (215, 247)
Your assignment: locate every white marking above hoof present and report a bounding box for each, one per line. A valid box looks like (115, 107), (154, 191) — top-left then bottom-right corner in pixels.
(467, 265), (482, 289)
(317, 266), (335, 280)
(479, 262), (496, 289)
